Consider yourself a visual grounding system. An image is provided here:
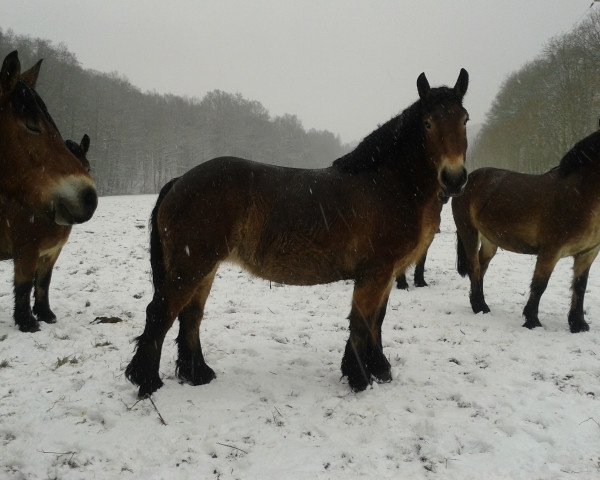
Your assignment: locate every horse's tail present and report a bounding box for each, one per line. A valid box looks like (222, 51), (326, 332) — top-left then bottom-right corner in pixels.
(150, 177), (179, 292)
(456, 232), (469, 277)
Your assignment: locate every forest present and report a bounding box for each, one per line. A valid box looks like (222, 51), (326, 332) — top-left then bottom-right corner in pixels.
(471, 10), (600, 172)
(3, 10), (599, 192)
(0, 29), (349, 195)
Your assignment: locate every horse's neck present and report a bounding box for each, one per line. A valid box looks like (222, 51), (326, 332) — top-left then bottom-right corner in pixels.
(382, 153), (439, 204)
(574, 167), (600, 198)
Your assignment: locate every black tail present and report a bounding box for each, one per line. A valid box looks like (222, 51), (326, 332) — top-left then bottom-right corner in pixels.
(149, 177), (179, 292)
(456, 232), (469, 277)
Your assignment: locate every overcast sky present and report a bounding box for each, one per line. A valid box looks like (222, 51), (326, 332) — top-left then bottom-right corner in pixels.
(0, 0), (595, 143)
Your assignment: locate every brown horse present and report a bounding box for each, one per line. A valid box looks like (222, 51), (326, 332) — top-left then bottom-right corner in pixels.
(0, 135), (91, 332)
(126, 69), (470, 397)
(0, 51), (97, 222)
(452, 129), (600, 333)
(396, 195), (448, 289)
(0, 50), (98, 332)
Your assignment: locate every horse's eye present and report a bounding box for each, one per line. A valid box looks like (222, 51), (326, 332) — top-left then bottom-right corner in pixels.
(25, 121), (41, 134)
(424, 121), (432, 130)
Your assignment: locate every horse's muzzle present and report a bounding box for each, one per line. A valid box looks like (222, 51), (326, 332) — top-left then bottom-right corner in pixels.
(440, 167), (468, 197)
(54, 185), (98, 225)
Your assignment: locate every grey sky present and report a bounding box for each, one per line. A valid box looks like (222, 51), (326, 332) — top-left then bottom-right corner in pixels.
(0, 0), (595, 142)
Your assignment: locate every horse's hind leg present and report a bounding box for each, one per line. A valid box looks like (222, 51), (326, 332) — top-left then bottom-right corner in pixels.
(33, 249), (62, 324)
(341, 273), (394, 392)
(176, 269), (218, 385)
(568, 247), (598, 333)
(522, 252), (559, 329)
(126, 276), (200, 397)
(13, 252), (40, 332)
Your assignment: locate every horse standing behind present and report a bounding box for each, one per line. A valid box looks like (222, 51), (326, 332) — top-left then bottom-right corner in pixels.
(0, 50), (97, 332)
(396, 194), (448, 289)
(0, 135), (92, 332)
(452, 129), (600, 333)
(126, 69), (470, 397)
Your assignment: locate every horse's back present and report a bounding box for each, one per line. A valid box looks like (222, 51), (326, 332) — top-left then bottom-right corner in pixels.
(454, 167), (572, 254)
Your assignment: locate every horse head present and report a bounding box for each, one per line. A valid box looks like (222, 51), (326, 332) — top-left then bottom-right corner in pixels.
(0, 51), (97, 225)
(417, 68), (469, 196)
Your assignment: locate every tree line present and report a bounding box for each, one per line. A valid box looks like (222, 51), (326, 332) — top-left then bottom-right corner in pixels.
(0, 29), (350, 195)
(471, 10), (600, 173)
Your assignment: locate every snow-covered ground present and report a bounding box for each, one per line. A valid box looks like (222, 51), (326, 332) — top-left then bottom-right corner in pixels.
(1, 195), (599, 480)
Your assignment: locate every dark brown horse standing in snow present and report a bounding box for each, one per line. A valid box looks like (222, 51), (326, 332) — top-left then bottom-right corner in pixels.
(126, 69), (470, 397)
(0, 51), (97, 332)
(452, 129), (600, 333)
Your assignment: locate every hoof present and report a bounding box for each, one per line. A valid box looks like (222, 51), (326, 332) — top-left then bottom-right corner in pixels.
(341, 343), (372, 392)
(347, 371), (371, 392)
(414, 279), (428, 288)
(522, 318), (542, 329)
(177, 362), (216, 386)
(138, 377), (164, 398)
(125, 357), (164, 397)
(369, 350), (392, 383)
(38, 314), (57, 324)
(471, 300), (490, 314)
(17, 321), (40, 333)
(33, 306), (57, 324)
(396, 278), (409, 290)
(372, 369), (392, 383)
(569, 320), (589, 333)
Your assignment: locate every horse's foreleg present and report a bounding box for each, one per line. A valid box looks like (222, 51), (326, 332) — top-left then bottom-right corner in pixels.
(472, 237), (498, 313)
(413, 250), (428, 287)
(568, 248), (598, 333)
(176, 269), (217, 386)
(341, 274), (393, 392)
(372, 292), (392, 382)
(522, 252), (559, 329)
(33, 250), (62, 324)
(396, 272), (409, 290)
(464, 236), (489, 314)
(13, 253), (39, 332)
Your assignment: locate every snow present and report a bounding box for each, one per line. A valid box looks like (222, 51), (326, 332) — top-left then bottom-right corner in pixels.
(1, 195), (599, 479)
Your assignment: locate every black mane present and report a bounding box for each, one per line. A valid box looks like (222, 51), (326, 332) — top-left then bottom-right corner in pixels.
(10, 80), (60, 133)
(331, 87), (461, 174)
(557, 130), (600, 177)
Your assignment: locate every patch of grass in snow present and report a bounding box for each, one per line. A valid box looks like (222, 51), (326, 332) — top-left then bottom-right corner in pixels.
(0, 359), (10, 368)
(55, 355), (79, 369)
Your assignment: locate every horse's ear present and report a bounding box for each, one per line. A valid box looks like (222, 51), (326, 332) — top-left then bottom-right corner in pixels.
(0, 50), (21, 96)
(80, 134), (90, 155)
(417, 72), (430, 99)
(20, 59), (43, 89)
(454, 68), (469, 99)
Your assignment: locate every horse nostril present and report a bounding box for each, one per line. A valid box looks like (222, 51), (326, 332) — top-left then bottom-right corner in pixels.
(81, 187), (98, 212)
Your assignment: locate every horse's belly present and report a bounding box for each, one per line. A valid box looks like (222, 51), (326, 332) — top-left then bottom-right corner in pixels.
(478, 222), (539, 255)
(236, 249), (353, 286)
